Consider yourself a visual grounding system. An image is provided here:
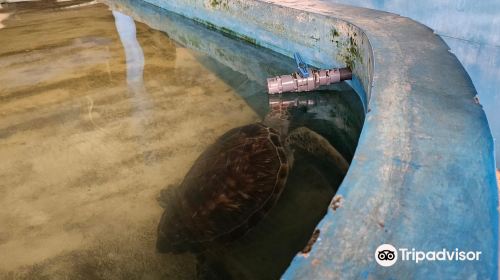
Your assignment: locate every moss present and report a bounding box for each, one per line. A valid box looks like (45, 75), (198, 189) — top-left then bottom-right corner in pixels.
(192, 17), (258, 46)
(333, 29), (363, 70)
(209, 0), (229, 10)
(331, 28), (340, 38)
(210, 0), (220, 8)
(220, 26), (257, 45)
(331, 28), (342, 48)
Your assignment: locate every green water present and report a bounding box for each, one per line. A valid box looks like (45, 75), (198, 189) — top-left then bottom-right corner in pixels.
(0, 0), (364, 279)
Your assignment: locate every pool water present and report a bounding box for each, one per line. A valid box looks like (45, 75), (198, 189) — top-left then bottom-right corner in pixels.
(0, 0), (364, 279)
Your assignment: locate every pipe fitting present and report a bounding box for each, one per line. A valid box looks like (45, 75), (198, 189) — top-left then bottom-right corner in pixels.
(267, 67), (352, 94)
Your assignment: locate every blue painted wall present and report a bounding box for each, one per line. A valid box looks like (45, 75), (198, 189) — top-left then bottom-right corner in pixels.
(324, 0), (500, 167)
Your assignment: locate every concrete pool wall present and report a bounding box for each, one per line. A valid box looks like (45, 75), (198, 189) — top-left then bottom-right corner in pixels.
(134, 0), (499, 278)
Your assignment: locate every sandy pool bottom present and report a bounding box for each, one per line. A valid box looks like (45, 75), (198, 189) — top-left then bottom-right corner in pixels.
(0, 1), (261, 279)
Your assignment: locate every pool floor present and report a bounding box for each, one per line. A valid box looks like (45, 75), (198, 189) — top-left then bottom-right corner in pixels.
(0, 1), (262, 278)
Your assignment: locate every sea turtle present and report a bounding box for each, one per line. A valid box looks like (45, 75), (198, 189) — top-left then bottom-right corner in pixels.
(156, 103), (349, 255)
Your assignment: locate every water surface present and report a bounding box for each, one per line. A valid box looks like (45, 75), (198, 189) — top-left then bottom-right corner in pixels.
(0, 0), (364, 279)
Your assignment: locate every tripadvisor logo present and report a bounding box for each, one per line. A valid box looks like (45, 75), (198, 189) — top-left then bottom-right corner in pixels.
(375, 244), (398, 267)
(375, 244), (482, 267)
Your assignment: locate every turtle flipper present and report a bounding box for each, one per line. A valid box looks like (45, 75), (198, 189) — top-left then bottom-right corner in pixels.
(285, 127), (349, 174)
(196, 253), (232, 280)
(157, 184), (177, 209)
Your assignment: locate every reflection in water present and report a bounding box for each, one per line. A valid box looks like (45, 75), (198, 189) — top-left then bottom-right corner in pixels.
(0, 0), (364, 279)
(0, 11), (9, 29)
(326, 0), (500, 166)
(113, 10), (145, 93)
(112, 10), (151, 152)
(61, 0), (99, 9)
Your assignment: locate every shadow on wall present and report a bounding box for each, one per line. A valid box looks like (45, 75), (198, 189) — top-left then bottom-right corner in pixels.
(324, 0), (500, 167)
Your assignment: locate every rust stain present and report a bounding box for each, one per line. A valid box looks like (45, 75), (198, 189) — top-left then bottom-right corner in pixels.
(301, 229), (320, 254)
(496, 169), (500, 189)
(330, 195), (343, 211)
(311, 258), (321, 266)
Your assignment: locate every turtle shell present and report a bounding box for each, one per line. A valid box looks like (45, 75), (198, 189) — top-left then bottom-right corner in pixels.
(157, 123), (289, 253)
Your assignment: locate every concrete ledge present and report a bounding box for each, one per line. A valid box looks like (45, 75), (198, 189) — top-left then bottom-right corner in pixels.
(132, 0), (498, 278)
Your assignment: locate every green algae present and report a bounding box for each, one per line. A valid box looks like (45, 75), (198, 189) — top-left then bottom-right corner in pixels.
(331, 27), (363, 70)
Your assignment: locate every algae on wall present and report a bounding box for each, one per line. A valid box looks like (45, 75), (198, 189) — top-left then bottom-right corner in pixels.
(330, 26), (364, 71)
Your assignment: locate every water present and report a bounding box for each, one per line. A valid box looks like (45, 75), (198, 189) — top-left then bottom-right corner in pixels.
(0, 0), (364, 279)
